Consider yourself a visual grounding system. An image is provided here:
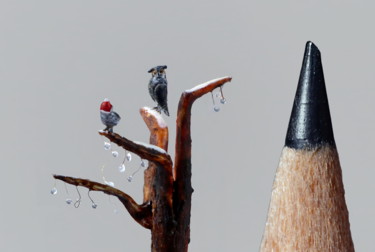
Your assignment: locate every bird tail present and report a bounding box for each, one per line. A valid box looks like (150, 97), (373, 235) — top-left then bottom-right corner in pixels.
(162, 106), (169, 116)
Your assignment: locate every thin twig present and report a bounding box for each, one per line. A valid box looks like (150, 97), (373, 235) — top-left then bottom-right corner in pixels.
(53, 174), (152, 229)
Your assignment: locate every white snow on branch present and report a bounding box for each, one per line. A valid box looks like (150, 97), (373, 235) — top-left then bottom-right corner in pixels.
(134, 141), (168, 155)
(185, 76), (231, 93)
(142, 107), (167, 128)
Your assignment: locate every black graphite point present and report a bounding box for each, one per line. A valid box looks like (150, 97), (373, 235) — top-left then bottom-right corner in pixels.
(285, 41), (336, 149)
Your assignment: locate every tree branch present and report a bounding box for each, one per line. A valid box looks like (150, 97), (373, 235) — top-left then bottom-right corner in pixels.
(184, 76), (233, 100)
(98, 131), (172, 167)
(174, 76), (232, 179)
(53, 174), (152, 229)
(172, 76), (232, 251)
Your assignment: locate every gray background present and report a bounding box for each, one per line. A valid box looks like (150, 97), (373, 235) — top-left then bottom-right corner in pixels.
(1, 1), (374, 251)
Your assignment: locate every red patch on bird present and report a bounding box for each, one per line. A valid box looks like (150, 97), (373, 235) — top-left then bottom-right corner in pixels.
(100, 100), (112, 112)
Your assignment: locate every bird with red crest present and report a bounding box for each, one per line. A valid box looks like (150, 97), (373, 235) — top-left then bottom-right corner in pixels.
(100, 98), (121, 133)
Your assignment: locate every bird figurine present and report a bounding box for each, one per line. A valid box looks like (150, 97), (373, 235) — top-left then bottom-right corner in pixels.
(100, 98), (121, 133)
(148, 65), (169, 116)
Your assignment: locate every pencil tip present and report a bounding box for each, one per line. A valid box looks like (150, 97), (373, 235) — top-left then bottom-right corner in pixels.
(285, 41), (336, 149)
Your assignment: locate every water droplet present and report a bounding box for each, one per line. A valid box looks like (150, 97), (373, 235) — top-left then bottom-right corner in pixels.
(118, 163), (126, 173)
(112, 151), (119, 157)
(127, 176), (133, 182)
(126, 153), (132, 162)
(105, 181), (115, 187)
(50, 187), (57, 195)
(213, 106), (220, 112)
(141, 160), (146, 168)
(220, 98), (226, 104)
(92, 203), (98, 209)
(104, 142), (111, 150)
(66, 198), (73, 205)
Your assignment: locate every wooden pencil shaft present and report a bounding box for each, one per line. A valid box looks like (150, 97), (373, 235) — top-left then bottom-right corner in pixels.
(260, 146), (354, 252)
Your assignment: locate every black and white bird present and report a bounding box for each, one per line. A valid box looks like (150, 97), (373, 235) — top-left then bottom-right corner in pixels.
(100, 98), (121, 133)
(148, 65), (169, 116)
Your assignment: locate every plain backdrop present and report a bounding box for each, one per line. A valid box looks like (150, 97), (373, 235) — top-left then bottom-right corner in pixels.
(1, 1), (374, 251)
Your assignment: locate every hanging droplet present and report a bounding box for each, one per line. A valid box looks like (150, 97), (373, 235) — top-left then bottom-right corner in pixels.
(211, 91), (220, 112)
(141, 160), (146, 168)
(127, 176), (133, 182)
(118, 163), (126, 173)
(50, 187), (58, 195)
(105, 181), (115, 187)
(87, 190), (98, 209)
(66, 198), (73, 205)
(219, 86), (226, 104)
(126, 152), (132, 162)
(104, 142), (111, 150)
(112, 151), (119, 157)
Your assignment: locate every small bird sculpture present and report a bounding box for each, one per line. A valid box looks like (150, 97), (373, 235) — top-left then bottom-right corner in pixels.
(100, 98), (121, 132)
(148, 65), (169, 116)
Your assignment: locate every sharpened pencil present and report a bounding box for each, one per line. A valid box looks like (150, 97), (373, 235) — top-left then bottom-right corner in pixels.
(260, 41), (354, 252)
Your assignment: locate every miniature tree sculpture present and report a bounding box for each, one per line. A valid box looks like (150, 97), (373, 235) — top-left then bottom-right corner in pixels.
(53, 76), (232, 252)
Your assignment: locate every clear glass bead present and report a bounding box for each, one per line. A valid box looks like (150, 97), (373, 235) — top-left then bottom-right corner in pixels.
(126, 152), (132, 162)
(50, 187), (57, 195)
(104, 142), (111, 150)
(141, 160), (146, 168)
(118, 163), (126, 173)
